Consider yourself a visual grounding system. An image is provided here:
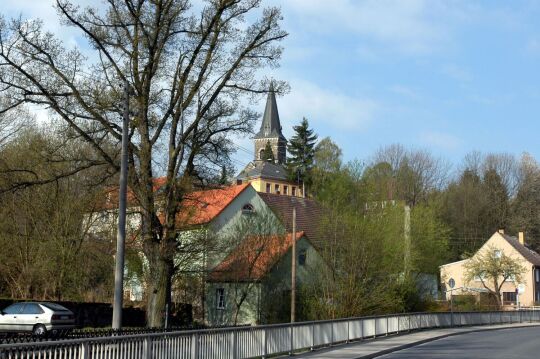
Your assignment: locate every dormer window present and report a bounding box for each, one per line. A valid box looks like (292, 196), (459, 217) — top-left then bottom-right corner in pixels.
(242, 203), (255, 215)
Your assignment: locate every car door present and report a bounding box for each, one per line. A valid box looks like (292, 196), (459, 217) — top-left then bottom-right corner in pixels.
(19, 303), (45, 332)
(0, 303), (24, 332)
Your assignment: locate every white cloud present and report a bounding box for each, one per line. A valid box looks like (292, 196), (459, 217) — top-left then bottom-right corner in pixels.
(420, 131), (461, 151)
(278, 0), (454, 55)
(277, 78), (379, 134)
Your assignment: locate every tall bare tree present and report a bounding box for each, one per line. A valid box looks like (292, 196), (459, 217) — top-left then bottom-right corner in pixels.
(0, 0), (287, 326)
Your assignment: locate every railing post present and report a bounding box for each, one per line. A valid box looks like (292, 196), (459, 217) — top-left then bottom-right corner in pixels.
(408, 314), (411, 332)
(311, 322), (315, 350)
(263, 328), (267, 358)
(331, 322), (334, 345)
(191, 333), (199, 359)
(233, 329), (238, 359)
(143, 336), (153, 359)
(346, 320), (350, 343)
(79, 342), (89, 359)
(386, 316), (389, 336)
(289, 325), (293, 355)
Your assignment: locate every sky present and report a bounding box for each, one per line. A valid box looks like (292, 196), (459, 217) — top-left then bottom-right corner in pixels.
(4, 0), (540, 173)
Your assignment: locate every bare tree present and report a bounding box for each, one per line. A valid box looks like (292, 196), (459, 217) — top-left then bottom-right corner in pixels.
(0, 0), (287, 326)
(372, 144), (450, 206)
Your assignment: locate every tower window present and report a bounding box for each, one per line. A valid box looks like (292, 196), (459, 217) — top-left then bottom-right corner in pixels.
(284, 185), (288, 195)
(275, 184), (280, 194)
(259, 149), (265, 160)
(292, 187), (296, 196)
(266, 183), (271, 193)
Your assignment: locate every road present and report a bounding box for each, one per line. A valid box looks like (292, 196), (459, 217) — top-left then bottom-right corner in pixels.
(380, 326), (540, 359)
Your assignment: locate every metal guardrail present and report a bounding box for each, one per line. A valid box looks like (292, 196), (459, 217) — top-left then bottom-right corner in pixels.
(1, 310), (539, 359)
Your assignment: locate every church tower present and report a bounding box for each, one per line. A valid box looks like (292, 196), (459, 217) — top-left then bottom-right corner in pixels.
(236, 82), (303, 197)
(253, 82), (287, 164)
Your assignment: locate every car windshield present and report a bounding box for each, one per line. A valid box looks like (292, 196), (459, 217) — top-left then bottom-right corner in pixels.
(40, 303), (70, 312)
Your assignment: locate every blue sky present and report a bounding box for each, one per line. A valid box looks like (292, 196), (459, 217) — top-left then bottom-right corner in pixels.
(4, 0), (540, 172)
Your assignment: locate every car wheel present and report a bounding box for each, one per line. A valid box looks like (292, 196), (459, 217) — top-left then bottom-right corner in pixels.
(32, 324), (47, 337)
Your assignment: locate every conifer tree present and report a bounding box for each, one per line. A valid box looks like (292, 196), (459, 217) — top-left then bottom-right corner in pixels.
(287, 118), (318, 189)
(261, 141), (275, 162)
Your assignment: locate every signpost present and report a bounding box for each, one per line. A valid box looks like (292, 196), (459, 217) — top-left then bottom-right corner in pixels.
(517, 284), (525, 309)
(448, 278), (455, 326)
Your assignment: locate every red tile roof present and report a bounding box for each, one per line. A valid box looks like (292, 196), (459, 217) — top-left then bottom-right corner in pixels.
(208, 232), (306, 282)
(173, 183), (251, 226)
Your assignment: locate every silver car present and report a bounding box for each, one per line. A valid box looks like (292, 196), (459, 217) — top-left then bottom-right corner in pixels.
(0, 302), (75, 336)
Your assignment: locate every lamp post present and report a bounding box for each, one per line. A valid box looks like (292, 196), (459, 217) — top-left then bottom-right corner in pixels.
(112, 79), (130, 330)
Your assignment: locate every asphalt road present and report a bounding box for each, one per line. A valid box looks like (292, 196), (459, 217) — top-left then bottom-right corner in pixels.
(380, 326), (540, 359)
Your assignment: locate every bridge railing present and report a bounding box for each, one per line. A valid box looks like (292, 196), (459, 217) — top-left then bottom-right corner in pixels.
(1, 310), (539, 359)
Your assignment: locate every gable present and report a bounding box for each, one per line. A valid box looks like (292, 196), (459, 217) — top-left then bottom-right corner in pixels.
(476, 232), (540, 266)
(208, 232), (306, 283)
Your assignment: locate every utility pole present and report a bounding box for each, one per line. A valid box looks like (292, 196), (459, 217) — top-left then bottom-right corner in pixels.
(112, 79), (130, 330)
(404, 205), (411, 276)
(291, 207), (297, 323)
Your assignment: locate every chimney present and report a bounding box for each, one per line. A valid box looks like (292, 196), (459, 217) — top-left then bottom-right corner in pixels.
(519, 232), (525, 245)
(498, 229), (505, 235)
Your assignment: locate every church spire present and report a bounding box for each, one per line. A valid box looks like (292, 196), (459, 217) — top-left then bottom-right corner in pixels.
(253, 82), (287, 164)
(254, 82), (286, 140)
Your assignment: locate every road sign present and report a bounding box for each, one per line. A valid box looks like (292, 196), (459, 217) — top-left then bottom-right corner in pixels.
(448, 278), (455, 289)
(517, 283), (525, 294)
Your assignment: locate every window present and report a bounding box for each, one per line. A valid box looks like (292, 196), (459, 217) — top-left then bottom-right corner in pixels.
(236, 179), (243, 185)
(259, 149), (264, 160)
(266, 183), (271, 193)
(2, 303), (24, 314)
(274, 184), (280, 194)
(40, 303), (70, 312)
(292, 187), (296, 196)
(284, 185), (288, 195)
(299, 249), (307, 266)
(216, 288), (225, 309)
(242, 203), (255, 215)
(494, 250), (502, 258)
(536, 268), (540, 282)
(503, 291), (517, 304)
(21, 303), (44, 315)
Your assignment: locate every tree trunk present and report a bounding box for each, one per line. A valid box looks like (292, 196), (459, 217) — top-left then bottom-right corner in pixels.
(145, 252), (173, 328)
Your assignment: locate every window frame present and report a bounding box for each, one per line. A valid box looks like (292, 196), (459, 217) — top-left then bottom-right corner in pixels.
(298, 249), (307, 266)
(216, 288), (225, 310)
(242, 203), (255, 215)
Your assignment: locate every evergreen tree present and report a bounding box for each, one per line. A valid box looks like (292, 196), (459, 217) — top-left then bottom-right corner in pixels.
(261, 141), (275, 162)
(287, 117), (318, 188)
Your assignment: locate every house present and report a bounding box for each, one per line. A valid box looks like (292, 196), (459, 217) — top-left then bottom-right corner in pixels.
(206, 231), (324, 325)
(440, 230), (540, 308)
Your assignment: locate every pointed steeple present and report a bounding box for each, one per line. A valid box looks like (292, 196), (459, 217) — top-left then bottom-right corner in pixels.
(254, 82), (286, 140)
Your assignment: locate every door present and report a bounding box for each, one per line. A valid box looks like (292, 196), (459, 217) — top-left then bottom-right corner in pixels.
(0, 303), (25, 332)
(19, 303), (45, 332)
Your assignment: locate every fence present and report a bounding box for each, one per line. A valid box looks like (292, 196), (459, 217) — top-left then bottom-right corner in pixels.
(2, 310), (540, 359)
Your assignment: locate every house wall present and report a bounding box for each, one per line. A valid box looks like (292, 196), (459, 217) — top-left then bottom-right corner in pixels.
(205, 236), (327, 326)
(205, 282), (262, 326)
(440, 232), (536, 307)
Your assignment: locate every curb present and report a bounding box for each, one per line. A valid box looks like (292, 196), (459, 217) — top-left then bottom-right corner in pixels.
(360, 323), (540, 359)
